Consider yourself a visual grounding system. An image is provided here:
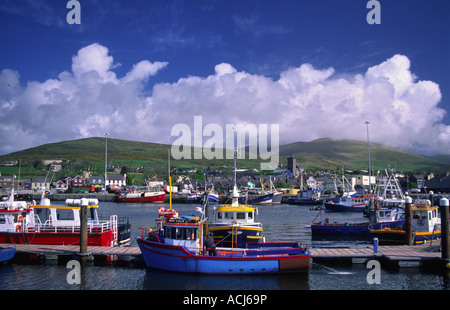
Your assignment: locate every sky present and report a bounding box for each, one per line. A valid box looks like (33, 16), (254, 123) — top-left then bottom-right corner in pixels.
(0, 0), (449, 157)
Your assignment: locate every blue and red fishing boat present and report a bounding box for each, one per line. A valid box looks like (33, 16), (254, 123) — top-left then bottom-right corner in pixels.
(136, 150), (310, 274)
(136, 206), (310, 274)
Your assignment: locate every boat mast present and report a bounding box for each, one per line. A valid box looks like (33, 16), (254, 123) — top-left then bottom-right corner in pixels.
(365, 121), (372, 193)
(231, 148), (240, 207)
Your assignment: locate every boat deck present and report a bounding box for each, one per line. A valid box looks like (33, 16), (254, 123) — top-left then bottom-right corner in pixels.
(0, 241), (444, 268)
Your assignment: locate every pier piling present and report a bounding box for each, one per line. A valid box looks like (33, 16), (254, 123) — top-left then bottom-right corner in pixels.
(405, 196), (413, 246)
(79, 198), (88, 260)
(439, 197), (450, 266)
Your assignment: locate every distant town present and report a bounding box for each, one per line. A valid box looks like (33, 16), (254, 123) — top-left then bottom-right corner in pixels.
(1, 155), (449, 200)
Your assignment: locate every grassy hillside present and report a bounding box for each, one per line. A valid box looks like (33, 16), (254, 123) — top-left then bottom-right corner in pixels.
(1, 137), (449, 178)
(279, 138), (450, 172)
(0, 137), (263, 172)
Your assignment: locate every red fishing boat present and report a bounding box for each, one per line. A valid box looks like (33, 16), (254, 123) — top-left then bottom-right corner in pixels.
(0, 191), (130, 246)
(114, 186), (166, 203)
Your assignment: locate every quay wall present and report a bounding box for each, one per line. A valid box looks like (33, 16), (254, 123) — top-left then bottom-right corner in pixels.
(32, 193), (116, 202)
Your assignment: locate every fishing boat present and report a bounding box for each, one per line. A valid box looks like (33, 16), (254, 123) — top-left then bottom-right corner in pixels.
(0, 190), (130, 246)
(209, 150), (264, 248)
(136, 199), (310, 274)
(311, 206), (404, 236)
(370, 199), (441, 245)
(115, 186), (165, 203)
(288, 189), (324, 206)
(210, 182), (264, 248)
(324, 191), (372, 212)
(0, 246), (16, 263)
(239, 190), (273, 205)
(364, 168), (405, 218)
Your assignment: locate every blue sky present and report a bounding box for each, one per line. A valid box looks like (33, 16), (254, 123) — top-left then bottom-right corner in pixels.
(0, 0), (449, 156)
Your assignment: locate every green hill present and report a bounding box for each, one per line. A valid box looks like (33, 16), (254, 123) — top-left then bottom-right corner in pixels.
(0, 137), (262, 171)
(279, 138), (450, 172)
(1, 137), (449, 175)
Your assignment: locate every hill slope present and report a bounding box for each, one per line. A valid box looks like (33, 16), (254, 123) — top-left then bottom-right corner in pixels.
(279, 138), (450, 171)
(1, 137), (449, 172)
(0, 137), (262, 169)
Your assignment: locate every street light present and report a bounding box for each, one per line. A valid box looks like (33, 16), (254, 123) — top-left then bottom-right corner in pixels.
(104, 132), (109, 194)
(364, 121), (371, 192)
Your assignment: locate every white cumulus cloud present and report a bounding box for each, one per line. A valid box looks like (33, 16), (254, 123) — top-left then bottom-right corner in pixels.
(0, 43), (448, 157)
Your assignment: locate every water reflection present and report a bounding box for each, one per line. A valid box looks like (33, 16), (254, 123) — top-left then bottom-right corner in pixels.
(142, 269), (309, 290)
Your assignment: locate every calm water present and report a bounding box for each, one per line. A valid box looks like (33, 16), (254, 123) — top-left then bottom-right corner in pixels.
(1, 202), (449, 290)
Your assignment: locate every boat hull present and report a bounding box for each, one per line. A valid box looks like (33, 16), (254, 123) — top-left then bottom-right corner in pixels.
(370, 228), (441, 245)
(0, 222), (130, 246)
(271, 192), (283, 204)
(115, 192), (166, 203)
(324, 202), (366, 212)
(239, 193), (273, 205)
(289, 198), (324, 205)
(136, 237), (310, 274)
(0, 230), (116, 246)
(0, 247), (16, 263)
(311, 219), (405, 235)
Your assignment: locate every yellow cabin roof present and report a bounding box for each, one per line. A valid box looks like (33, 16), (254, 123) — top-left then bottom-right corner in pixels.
(412, 200), (437, 211)
(216, 205), (255, 212)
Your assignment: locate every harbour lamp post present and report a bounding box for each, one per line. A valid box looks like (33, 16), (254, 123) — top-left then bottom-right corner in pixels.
(104, 132), (109, 194)
(365, 121), (372, 192)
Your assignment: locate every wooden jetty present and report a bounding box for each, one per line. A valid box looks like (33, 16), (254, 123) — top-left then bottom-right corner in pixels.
(311, 241), (443, 268)
(1, 241), (444, 269)
(0, 243), (142, 264)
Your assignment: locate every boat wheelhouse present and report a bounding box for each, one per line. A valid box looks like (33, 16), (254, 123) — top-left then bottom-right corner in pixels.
(370, 199), (441, 245)
(209, 204), (264, 248)
(0, 194), (130, 246)
(208, 148), (264, 248)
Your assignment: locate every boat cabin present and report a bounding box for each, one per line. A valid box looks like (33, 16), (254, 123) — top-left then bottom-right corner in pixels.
(34, 199), (103, 229)
(213, 205), (257, 224)
(152, 213), (202, 252)
(412, 200), (440, 233)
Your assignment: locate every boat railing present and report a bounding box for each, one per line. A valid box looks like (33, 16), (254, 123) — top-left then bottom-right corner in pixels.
(31, 217), (116, 234)
(194, 241), (309, 258)
(428, 224), (441, 247)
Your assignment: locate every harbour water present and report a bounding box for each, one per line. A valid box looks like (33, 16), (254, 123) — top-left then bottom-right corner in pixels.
(1, 202), (449, 290)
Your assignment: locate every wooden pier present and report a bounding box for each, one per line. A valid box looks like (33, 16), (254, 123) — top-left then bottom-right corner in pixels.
(1, 241), (445, 269)
(311, 241), (443, 268)
(0, 243), (142, 264)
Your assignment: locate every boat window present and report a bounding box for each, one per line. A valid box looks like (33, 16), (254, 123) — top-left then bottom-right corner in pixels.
(248, 212), (253, 219)
(381, 211), (391, 218)
(56, 209), (75, 220)
(165, 227), (171, 238)
(224, 212), (234, 220)
(236, 212), (245, 220)
(0, 214), (5, 224)
(170, 227), (181, 240)
(185, 228), (197, 240)
(217, 212), (223, 219)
